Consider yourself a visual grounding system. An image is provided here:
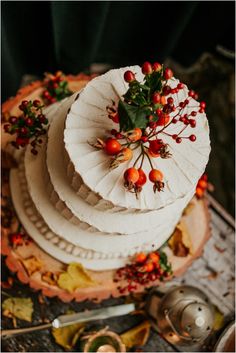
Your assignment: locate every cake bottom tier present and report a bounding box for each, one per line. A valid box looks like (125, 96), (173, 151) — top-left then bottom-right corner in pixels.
(11, 159), (179, 270)
(4, 172), (211, 302)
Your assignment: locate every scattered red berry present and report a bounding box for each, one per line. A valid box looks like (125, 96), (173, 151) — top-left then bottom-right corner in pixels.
(142, 61), (153, 75)
(141, 136), (148, 143)
(124, 70), (135, 83)
(189, 134), (196, 142)
(144, 262), (154, 272)
(152, 62), (162, 72)
(188, 90), (195, 97)
(189, 119), (196, 128)
(33, 99), (41, 107)
(177, 82), (184, 89)
(164, 68), (173, 80)
(200, 101), (206, 109)
(152, 92), (161, 104)
(162, 85), (171, 96)
(167, 97), (174, 105)
(176, 137), (182, 144)
(9, 116), (18, 124)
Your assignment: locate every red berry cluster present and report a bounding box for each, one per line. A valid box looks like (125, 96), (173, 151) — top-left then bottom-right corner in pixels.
(114, 250), (172, 294)
(9, 231), (31, 248)
(3, 100), (48, 155)
(196, 174), (208, 198)
(41, 71), (72, 105)
(90, 61), (207, 196)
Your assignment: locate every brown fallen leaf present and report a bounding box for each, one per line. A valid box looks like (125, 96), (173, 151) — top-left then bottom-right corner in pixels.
(168, 221), (193, 257)
(21, 256), (43, 276)
(42, 271), (59, 286)
(57, 263), (96, 293)
(2, 297), (33, 323)
(52, 310), (85, 350)
(120, 320), (151, 350)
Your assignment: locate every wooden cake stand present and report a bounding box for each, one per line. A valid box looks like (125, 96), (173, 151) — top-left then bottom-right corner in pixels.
(1, 74), (211, 303)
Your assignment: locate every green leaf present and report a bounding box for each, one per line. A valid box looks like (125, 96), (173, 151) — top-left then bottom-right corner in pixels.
(118, 100), (151, 132)
(145, 71), (162, 94)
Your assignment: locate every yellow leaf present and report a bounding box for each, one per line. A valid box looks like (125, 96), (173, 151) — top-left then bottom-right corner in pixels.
(21, 256), (43, 276)
(168, 221), (193, 257)
(57, 263), (96, 293)
(2, 297), (33, 322)
(52, 322), (85, 350)
(213, 306), (224, 331)
(121, 320), (150, 350)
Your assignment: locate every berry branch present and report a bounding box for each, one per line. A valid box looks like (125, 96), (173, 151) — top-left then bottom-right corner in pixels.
(41, 71), (72, 105)
(114, 250), (172, 294)
(3, 100), (48, 155)
(89, 61), (206, 196)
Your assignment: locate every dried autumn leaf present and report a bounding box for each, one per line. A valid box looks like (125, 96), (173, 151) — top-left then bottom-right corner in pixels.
(121, 320), (151, 350)
(57, 263), (96, 293)
(2, 297), (33, 322)
(52, 321), (85, 349)
(183, 201), (194, 216)
(21, 256), (43, 276)
(168, 221), (193, 257)
(42, 271), (59, 286)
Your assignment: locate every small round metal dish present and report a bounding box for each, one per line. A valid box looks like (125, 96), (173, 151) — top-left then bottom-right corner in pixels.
(214, 321), (235, 352)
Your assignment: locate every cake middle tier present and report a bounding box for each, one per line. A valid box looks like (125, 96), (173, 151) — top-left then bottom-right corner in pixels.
(44, 95), (195, 236)
(24, 139), (181, 255)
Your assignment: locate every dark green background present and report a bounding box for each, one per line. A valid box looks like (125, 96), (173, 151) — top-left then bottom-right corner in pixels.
(2, 1), (235, 101)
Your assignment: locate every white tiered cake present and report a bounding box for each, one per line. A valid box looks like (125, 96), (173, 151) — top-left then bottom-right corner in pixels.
(10, 65), (211, 272)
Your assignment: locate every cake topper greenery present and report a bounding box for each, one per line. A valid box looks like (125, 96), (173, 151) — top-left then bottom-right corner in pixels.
(89, 61), (206, 196)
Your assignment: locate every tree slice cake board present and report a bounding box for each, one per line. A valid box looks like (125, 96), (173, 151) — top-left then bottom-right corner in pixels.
(1, 74), (211, 303)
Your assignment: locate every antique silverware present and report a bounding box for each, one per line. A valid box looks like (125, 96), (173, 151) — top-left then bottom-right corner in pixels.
(1, 303), (135, 339)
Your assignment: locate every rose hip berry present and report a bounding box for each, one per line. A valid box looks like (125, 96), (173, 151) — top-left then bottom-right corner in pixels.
(135, 169), (147, 187)
(149, 169), (163, 182)
(124, 167), (139, 183)
(105, 138), (121, 155)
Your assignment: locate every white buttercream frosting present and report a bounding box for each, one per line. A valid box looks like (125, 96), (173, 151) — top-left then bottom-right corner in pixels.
(65, 66), (211, 211)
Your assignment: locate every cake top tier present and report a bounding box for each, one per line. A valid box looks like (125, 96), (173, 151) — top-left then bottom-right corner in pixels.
(64, 64), (210, 210)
